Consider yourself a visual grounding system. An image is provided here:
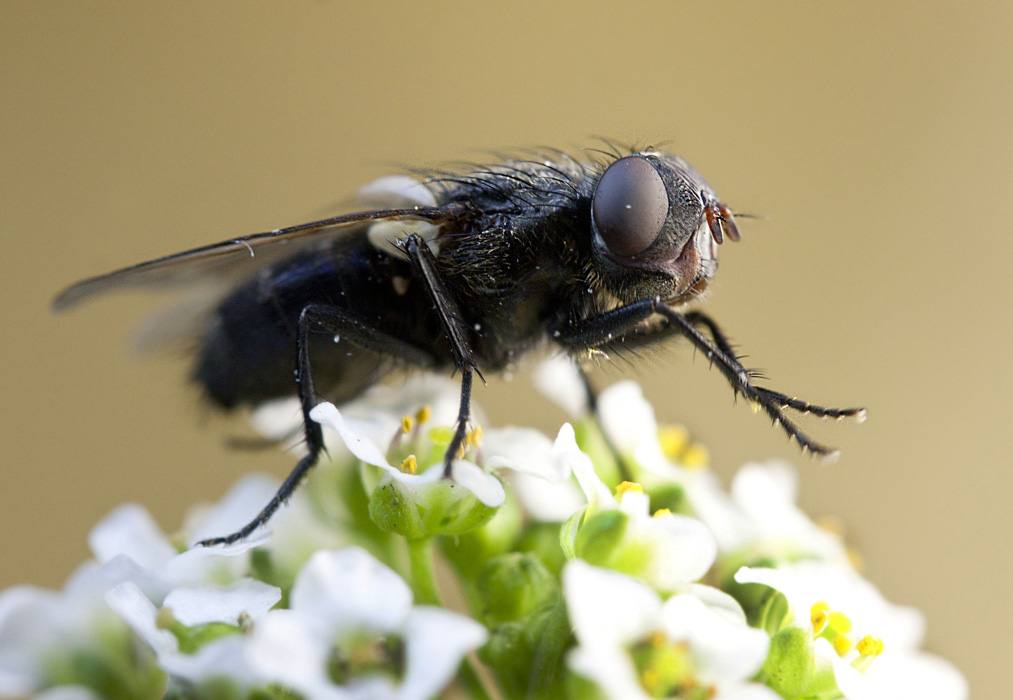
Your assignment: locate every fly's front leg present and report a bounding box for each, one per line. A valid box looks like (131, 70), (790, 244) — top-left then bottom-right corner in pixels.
(399, 234), (478, 477)
(553, 299), (864, 461)
(653, 307), (865, 458)
(197, 304), (436, 547)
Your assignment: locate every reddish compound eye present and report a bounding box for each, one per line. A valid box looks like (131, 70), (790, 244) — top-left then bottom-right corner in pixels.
(592, 156), (669, 257)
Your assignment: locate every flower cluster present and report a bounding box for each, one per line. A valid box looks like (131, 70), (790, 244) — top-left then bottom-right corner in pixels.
(0, 365), (967, 699)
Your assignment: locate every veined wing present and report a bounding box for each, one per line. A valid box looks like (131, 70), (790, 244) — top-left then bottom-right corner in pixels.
(52, 206), (455, 311)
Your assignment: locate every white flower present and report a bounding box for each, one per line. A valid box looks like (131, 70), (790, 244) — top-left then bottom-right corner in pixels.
(558, 424), (717, 591)
(693, 461), (851, 564)
(310, 399), (570, 510)
(564, 560), (776, 700)
(247, 547), (486, 700)
(735, 562), (924, 650)
(104, 578), (280, 688)
(0, 487), (274, 698)
(735, 562), (966, 700)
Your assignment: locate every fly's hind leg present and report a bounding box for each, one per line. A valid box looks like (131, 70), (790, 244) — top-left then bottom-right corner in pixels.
(197, 303), (436, 547)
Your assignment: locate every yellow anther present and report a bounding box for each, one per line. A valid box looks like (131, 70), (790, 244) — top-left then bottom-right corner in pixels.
(828, 611), (852, 634)
(400, 455), (417, 475)
(658, 425), (689, 458)
(652, 508), (673, 519)
(649, 630), (667, 647)
(814, 515), (845, 537)
(810, 602), (830, 633)
(401, 415), (414, 433)
(856, 635), (884, 657)
(641, 668), (661, 694)
(681, 443), (709, 469)
(415, 405), (432, 424)
(750, 402), (761, 414)
(846, 546), (865, 573)
(467, 424), (483, 446)
(615, 481), (644, 501)
(834, 634), (854, 656)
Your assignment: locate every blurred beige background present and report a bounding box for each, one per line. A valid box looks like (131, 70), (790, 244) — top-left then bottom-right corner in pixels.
(2, 2), (1009, 695)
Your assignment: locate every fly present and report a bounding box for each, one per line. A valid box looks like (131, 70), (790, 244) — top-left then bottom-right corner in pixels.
(53, 145), (865, 546)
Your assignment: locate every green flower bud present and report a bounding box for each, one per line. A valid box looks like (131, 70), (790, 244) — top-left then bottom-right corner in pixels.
(477, 553), (559, 626)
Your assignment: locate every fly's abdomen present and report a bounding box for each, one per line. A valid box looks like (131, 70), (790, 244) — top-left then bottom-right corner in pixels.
(193, 238), (439, 410)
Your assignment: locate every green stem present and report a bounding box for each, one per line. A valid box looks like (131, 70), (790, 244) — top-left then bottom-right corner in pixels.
(459, 657), (495, 700)
(407, 537), (440, 605)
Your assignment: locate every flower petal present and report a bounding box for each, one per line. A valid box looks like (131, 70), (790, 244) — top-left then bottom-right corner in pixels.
(532, 355), (587, 418)
(290, 547), (413, 634)
(660, 593), (769, 684)
(446, 460), (505, 507)
(555, 424), (611, 508)
(88, 504), (176, 569)
(246, 609), (339, 699)
(163, 579), (281, 626)
(398, 606), (487, 700)
(310, 402), (395, 469)
(104, 582), (177, 656)
(564, 561), (660, 648)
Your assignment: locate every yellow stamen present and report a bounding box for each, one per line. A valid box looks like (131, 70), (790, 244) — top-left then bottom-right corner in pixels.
(467, 424), (483, 446)
(834, 634), (853, 656)
(652, 508), (673, 519)
(658, 425), (689, 459)
(846, 546), (865, 573)
(641, 669), (661, 693)
(810, 601), (830, 633)
(400, 455), (417, 475)
(681, 443), (709, 469)
(415, 405), (432, 425)
(856, 635), (884, 657)
(814, 515), (845, 536)
(615, 481), (644, 502)
(829, 611), (852, 634)
(401, 415), (414, 433)
(649, 630), (667, 646)
(750, 402), (761, 414)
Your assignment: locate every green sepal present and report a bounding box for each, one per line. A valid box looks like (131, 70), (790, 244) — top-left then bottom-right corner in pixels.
(559, 506), (586, 560)
(441, 494), (523, 580)
(573, 509), (629, 566)
(169, 620), (242, 655)
(647, 482), (691, 516)
(368, 477), (497, 540)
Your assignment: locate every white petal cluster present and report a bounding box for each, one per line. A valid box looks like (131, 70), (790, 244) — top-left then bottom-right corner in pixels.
(0, 368), (967, 699)
(564, 561), (777, 700)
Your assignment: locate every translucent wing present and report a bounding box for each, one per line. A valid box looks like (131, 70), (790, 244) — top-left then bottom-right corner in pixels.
(52, 206), (454, 311)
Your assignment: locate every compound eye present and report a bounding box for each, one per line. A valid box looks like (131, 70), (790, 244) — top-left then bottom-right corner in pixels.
(592, 156), (669, 257)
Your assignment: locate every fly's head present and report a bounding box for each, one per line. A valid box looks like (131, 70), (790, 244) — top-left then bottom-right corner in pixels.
(589, 151), (740, 305)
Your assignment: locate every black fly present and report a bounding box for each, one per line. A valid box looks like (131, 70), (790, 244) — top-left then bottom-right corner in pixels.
(53, 146), (865, 546)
